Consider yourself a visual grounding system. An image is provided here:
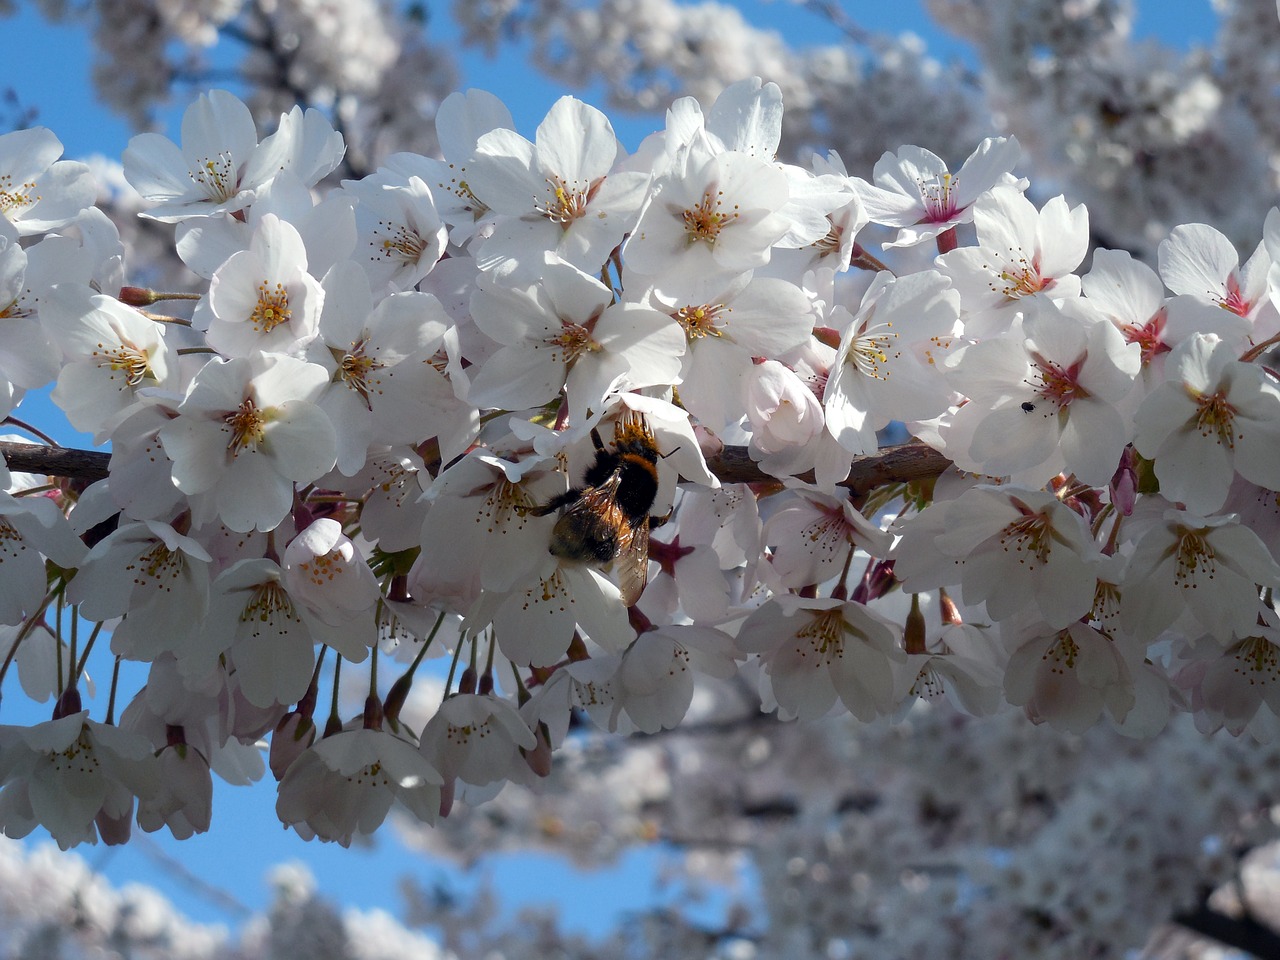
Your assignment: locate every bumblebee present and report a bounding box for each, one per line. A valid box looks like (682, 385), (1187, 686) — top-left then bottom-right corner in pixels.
(526, 412), (669, 605)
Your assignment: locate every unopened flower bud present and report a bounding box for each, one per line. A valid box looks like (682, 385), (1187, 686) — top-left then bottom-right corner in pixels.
(270, 712), (317, 780)
(522, 722), (554, 778)
(118, 286), (162, 307)
(905, 594), (928, 655)
(1110, 446), (1139, 516)
(382, 672), (413, 727)
(95, 806), (133, 846)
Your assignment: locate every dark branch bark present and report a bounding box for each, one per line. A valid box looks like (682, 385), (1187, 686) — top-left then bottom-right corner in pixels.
(1, 440), (955, 492)
(1172, 899), (1280, 959)
(1, 443), (110, 483)
(704, 440), (952, 494)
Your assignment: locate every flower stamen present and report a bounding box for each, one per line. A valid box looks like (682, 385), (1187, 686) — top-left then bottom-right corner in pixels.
(683, 189), (739, 245)
(190, 153), (237, 203)
(675, 303), (729, 341)
(372, 220), (426, 265)
(225, 397), (267, 455)
(250, 281), (292, 334)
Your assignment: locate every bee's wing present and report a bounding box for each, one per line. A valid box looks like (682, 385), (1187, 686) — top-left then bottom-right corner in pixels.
(614, 516), (651, 607)
(547, 474), (628, 565)
(568, 474), (628, 538)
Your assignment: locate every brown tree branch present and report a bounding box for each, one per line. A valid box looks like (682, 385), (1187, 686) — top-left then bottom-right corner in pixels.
(1, 442), (111, 483)
(704, 440), (952, 494)
(1, 440), (955, 492)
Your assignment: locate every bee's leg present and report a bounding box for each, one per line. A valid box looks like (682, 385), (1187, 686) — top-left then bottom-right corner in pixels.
(590, 427), (606, 452)
(648, 509), (673, 530)
(521, 489), (582, 517)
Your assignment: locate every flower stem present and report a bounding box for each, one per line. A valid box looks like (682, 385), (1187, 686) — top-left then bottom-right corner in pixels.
(105, 655), (123, 724)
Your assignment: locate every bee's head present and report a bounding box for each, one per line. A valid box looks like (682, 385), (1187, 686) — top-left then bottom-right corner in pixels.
(612, 411), (661, 463)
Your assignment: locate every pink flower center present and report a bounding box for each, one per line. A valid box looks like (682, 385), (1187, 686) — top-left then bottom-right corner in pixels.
(919, 172), (960, 223)
(1027, 353), (1087, 409)
(1119, 308), (1169, 366)
(1218, 277), (1253, 317)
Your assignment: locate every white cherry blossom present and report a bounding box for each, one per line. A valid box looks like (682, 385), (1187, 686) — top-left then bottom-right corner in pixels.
(1003, 621), (1135, 734)
(351, 451), (432, 554)
(385, 87), (515, 247)
(0, 623), (75, 704)
(0, 127), (96, 235)
(478, 552), (634, 668)
(158, 353), (337, 533)
(942, 300), (1140, 486)
(467, 95), (650, 274)
(0, 712), (161, 849)
(857, 136), (1022, 249)
(1133, 332), (1280, 513)
(307, 261), (451, 475)
(1120, 507), (1280, 644)
(626, 145), (792, 281)
(66, 520), (212, 662)
(123, 90), (343, 222)
(282, 518), (380, 634)
(1160, 222), (1276, 338)
(736, 595), (903, 722)
(648, 78), (845, 251)
(0, 220), (61, 399)
(637, 269), (814, 431)
(202, 213), (324, 359)
(467, 254), (684, 425)
(175, 172), (357, 281)
(0, 493), (87, 626)
(1082, 248), (1250, 383)
(340, 171), (448, 292)
(936, 186), (1088, 338)
(1177, 615), (1280, 738)
(743, 359), (825, 475)
(42, 283), (182, 441)
(642, 533), (731, 623)
(892, 486), (1105, 630)
(135, 741), (214, 840)
(610, 624), (739, 733)
(764, 487), (892, 591)
(276, 726), (442, 845)
(413, 450), (563, 600)
(824, 269), (960, 456)
(418, 693), (536, 788)
(198, 557), (370, 708)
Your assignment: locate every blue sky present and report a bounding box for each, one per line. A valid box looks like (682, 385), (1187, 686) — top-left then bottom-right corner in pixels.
(0, 0), (1226, 945)
(7, 0), (1220, 160)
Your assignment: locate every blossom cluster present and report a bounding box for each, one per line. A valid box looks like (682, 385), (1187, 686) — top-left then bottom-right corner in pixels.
(0, 837), (446, 960)
(0, 77), (1278, 852)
